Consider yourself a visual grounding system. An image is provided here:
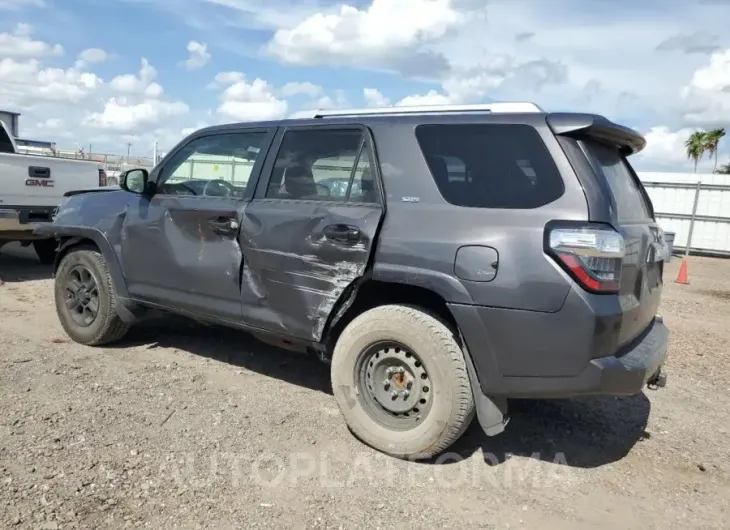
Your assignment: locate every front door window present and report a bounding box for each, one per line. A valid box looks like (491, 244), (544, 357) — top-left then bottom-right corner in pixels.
(157, 132), (269, 198)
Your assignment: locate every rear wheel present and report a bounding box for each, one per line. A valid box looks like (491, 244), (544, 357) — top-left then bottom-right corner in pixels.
(54, 248), (130, 345)
(331, 304), (475, 460)
(33, 239), (58, 265)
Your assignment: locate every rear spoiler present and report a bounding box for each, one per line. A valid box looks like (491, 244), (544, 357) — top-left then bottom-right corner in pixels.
(546, 113), (646, 156)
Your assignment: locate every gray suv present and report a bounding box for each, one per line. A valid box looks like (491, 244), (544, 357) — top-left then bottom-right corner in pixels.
(37, 102), (670, 460)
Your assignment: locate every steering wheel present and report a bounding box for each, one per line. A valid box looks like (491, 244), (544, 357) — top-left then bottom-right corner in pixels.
(176, 182), (199, 195)
(203, 179), (234, 197)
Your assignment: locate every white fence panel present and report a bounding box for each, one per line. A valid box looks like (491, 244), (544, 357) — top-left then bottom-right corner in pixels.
(637, 172), (730, 256)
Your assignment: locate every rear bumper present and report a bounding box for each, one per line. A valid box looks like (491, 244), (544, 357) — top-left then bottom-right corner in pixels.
(449, 298), (670, 399)
(0, 209), (28, 232)
(0, 207), (55, 239)
(500, 317), (668, 398)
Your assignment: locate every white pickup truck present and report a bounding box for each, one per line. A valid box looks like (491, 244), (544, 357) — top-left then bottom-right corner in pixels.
(0, 119), (107, 263)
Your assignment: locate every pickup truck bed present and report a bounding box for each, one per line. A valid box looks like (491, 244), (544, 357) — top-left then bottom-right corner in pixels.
(0, 120), (106, 262)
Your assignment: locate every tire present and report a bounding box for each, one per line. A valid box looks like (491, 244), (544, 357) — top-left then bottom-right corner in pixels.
(33, 239), (58, 265)
(331, 304), (475, 460)
(54, 247), (130, 345)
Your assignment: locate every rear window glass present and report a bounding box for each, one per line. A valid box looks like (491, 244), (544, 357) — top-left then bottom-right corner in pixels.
(585, 143), (652, 222)
(415, 124), (564, 209)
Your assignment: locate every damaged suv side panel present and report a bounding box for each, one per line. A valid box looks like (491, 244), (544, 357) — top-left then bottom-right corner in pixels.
(39, 104), (670, 462)
(46, 188), (138, 300)
(238, 202), (381, 341)
(44, 122), (385, 343)
(235, 124), (385, 342)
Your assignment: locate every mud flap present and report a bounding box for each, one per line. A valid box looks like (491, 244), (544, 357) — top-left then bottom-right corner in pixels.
(460, 335), (509, 436)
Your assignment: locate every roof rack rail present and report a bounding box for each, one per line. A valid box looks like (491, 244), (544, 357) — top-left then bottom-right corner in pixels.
(288, 101), (544, 120)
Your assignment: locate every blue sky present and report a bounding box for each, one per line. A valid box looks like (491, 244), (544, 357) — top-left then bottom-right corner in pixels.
(1, 0), (729, 171)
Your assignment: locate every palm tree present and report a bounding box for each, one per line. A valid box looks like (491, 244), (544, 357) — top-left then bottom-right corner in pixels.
(704, 128), (726, 172)
(685, 131), (707, 173)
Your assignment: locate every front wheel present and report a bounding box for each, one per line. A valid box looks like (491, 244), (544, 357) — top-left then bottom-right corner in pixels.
(54, 248), (130, 345)
(331, 304), (475, 460)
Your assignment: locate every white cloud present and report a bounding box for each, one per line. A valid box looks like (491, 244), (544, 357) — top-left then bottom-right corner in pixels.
(680, 48), (730, 127)
(83, 58), (189, 133)
(635, 127), (702, 170)
(181, 122), (208, 137)
(0, 56), (37, 77)
(0, 0), (44, 9)
(0, 27), (103, 121)
(396, 90), (453, 106)
(688, 48), (730, 92)
(35, 117), (63, 130)
(0, 57), (102, 108)
(363, 87), (454, 108)
(280, 81), (322, 97)
(0, 23), (196, 151)
(78, 48), (108, 64)
(181, 40), (211, 70)
(108, 58), (165, 99)
(265, 1), (570, 103)
(308, 90), (349, 110)
(256, 0), (727, 138)
(4, 0), (727, 169)
(362, 55), (566, 110)
(207, 70), (245, 88)
(440, 61), (511, 102)
(0, 23), (63, 58)
(35, 68), (101, 101)
(217, 76), (288, 122)
(210, 0), (328, 28)
(267, 0), (467, 75)
(110, 58), (158, 94)
(363, 88), (389, 107)
(83, 97), (189, 133)
(633, 125), (730, 173)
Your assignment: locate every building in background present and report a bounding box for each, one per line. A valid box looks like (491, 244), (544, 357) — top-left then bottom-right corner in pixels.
(0, 109), (19, 137)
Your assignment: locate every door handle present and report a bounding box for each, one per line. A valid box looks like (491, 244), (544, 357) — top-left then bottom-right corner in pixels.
(208, 217), (239, 235)
(28, 166), (51, 179)
(323, 224), (361, 244)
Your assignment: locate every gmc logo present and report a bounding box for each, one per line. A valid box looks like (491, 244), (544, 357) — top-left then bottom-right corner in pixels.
(26, 179), (54, 187)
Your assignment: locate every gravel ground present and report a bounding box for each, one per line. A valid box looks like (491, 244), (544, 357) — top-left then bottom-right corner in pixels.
(1, 243), (729, 529)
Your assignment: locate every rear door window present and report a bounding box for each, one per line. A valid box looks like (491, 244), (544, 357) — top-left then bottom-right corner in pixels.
(584, 142), (652, 222)
(264, 128), (378, 203)
(415, 124), (564, 209)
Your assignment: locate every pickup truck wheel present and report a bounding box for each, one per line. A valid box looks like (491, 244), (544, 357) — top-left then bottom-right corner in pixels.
(33, 239), (58, 265)
(331, 304), (475, 460)
(54, 248), (130, 345)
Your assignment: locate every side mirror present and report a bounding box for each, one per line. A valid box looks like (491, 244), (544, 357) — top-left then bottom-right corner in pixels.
(120, 169), (153, 195)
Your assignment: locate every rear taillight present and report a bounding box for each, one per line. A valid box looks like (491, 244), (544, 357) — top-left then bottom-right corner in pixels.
(98, 169), (107, 187)
(547, 225), (625, 294)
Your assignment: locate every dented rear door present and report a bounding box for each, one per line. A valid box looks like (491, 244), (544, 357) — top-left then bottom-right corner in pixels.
(238, 124), (384, 341)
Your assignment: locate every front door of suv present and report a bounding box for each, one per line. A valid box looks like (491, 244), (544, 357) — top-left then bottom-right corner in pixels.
(238, 125), (385, 341)
(120, 128), (275, 321)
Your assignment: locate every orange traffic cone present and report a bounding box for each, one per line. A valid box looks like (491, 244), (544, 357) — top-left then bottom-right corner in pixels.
(674, 258), (689, 284)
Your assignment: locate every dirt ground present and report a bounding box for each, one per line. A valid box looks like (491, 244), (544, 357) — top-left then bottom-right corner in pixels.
(1, 243), (729, 529)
